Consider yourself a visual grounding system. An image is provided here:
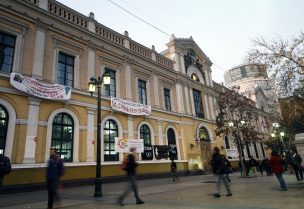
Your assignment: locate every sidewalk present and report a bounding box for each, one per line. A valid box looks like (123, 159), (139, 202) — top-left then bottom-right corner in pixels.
(1, 173), (304, 209)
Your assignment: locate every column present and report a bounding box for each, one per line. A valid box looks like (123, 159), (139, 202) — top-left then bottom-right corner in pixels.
(213, 98), (218, 117)
(157, 121), (163, 145)
(175, 83), (185, 113)
(180, 126), (186, 160)
(203, 93), (211, 120)
(123, 31), (130, 49)
(180, 53), (186, 74)
(184, 86), (191, 114)
(208, 69), (213, 87)
(153, 75), (160, 108)
(32, 21), (47, 79)
(87, 44), (96, 82)
(125, 64), (132, 100)
(173, 52), (181, 72)
(23, 97), (40, 163)
(189, 88), (196, 116)
(128, 116), (134, 139)
(86, 108), (95, 162)
(208, 95), (216, 120)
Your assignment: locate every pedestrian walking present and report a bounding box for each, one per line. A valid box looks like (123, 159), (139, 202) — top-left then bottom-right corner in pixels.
(117, 147), (144, 206)
(170, 159), (179, 182)
(0, 154), (12, 188)
(46, 148), (64, 209)
(270, 150), (287, 191)
(211, 147), (232, 198)
(248, 156), (258, 177)
(258, 160), (264, 175)
(263, 158), (272, 176)
(290, 148), (303, 183)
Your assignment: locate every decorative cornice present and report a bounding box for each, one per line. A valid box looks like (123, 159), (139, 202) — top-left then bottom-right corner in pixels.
(35, 20), (48, 32)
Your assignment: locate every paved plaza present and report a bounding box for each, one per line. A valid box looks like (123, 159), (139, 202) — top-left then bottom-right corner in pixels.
(1, 173), (304, 209)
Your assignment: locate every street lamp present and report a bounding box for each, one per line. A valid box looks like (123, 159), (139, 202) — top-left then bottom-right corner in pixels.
(88, 72), (111, 197)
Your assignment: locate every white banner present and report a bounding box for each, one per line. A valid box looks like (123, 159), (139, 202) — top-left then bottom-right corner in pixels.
(226, 149), (239, 158)
(115, 138), (144, 153)
(111, 97), (151, 116)
(10, 73), (71, 101)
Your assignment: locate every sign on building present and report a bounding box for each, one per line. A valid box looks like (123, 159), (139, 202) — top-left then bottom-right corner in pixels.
(10, 73), (71, 100)
(115, 138), (144, 153)
(111, 97), (151, 116)
(226, 149), (239, 158)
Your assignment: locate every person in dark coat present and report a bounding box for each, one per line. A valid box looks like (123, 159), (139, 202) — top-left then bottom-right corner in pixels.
(291, 148), (303, 183)
(117, 147), (144, 206)
(211, 147), (232, 198)
(170, 159), (179, 182)
(263, 158), (272, 176)
(270, 150), (287, 191)
(46, 148), (64, 209)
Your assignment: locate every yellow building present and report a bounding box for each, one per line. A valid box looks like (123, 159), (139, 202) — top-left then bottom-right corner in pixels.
(0, 0), (224, 187)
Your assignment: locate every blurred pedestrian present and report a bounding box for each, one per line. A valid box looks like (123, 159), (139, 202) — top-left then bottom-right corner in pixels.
(263, 158), (272, 176)
(258, 160), (264, 175)
(47, 148), (64, 209)
(171, 159), (179, 182)
(290, 148), (303, 183)
(270, 150), (287, 191)
(117, 147), (144, 206)
(211, 147), (232, 198)
(248, 156), (258, 177)
(0, 154), (11, 188)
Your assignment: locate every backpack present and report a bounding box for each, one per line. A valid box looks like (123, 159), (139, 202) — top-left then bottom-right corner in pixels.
(0, 154), (12, 176)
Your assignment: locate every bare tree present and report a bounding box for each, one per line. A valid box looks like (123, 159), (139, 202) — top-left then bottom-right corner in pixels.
(215, 87), (263, 176)
(247, 32), (304, 97)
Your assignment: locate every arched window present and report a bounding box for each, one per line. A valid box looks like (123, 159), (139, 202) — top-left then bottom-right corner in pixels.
(104, 119), (119, 161)
(51, 113), (74, 162)
(167, 128), (177, 160)
(140, 125), (153, 160)
(198, 127), (210, 141)
(0, 105), (9, 155)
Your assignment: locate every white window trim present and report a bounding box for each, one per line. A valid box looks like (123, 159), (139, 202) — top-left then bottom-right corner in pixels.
(101, 115), (123, 162)
(45, 108), (80, 163)
(102, 66), (120, 98)
(187, 66), (205, 85)
(137, 121), (155, 161)
(0, 28), (25, 74)
(136, 77), (151, 105)
(52, 39), (81, 88)
(197, 123), (216, 144)
(0, 98), (16, 160)
(165, 126), (181, 160)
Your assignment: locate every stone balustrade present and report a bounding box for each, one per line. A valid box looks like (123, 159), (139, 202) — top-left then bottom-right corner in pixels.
(21, 0), (174, 70)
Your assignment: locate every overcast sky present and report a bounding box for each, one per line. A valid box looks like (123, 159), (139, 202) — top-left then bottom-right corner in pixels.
(57, 0), (304, 83)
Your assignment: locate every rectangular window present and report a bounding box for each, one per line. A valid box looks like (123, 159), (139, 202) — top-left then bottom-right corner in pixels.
(0, 32), (16, 73)
(57, 52), (74, 87)
(164, 88), (171, 111)
(138, 79), (147, 105)
(240, 66), (247, 78)
(104, 68), (116, 97)
(193, 89), (204, 118)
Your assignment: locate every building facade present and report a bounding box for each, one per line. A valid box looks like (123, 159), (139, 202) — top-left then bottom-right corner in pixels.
(0, 0), (223, 187)
(223, 64), (272, 160)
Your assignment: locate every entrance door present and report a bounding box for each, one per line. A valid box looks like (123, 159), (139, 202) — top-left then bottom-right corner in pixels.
(167, 128), (177, 160)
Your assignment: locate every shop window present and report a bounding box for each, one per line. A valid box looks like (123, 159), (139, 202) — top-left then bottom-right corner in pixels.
(193, 89), (204, 118)
(104, 119), (119, 161)
(57, 52), (74, 87)
(51, 113), (74, 162)
(138, 79), (147, 105)
(140, 124), (152, 160)
(104, 68), (116, 97)
(164, 88), (171, 111)
(0, 32), (16, 73)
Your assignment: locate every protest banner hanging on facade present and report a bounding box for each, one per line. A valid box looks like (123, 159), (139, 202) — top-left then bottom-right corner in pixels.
(10, 73), (71, 101)
(111, 97), (151, 116)
(115, 138), (144, 153)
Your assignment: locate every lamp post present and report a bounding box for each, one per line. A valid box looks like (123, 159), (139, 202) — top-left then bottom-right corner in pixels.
(271, 123), (285, 156)
(88, 72), (111, 197)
